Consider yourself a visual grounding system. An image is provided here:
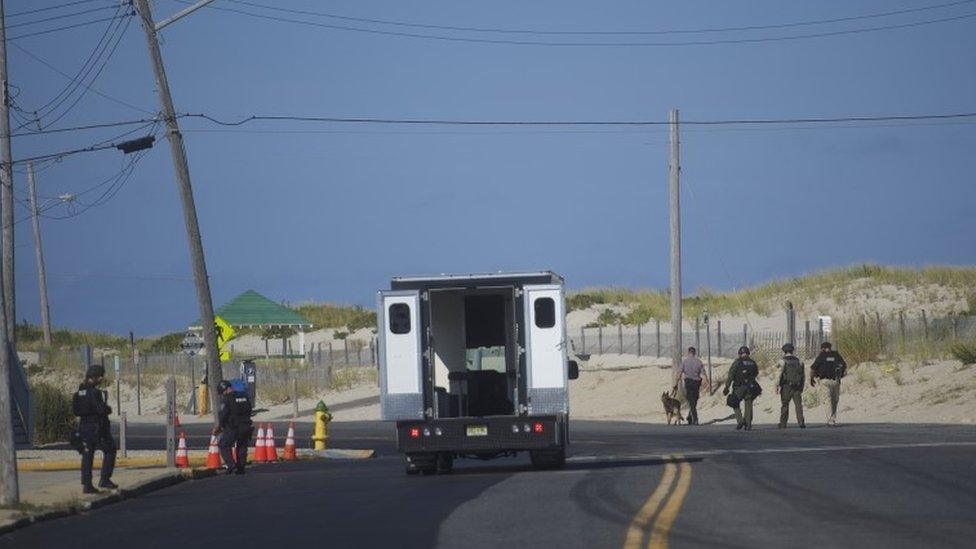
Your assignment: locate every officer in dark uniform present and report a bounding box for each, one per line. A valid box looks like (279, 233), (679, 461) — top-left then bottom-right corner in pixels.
(214, 380), (253, 474)
(73, 365), (117, 493)
(723, 346), (760, 430)
(810, 341), (847, 426)
(776, 343), (806, 429)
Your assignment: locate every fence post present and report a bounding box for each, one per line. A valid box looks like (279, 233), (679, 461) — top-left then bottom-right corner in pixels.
(188, 354), (196, 414)
(694, 317), (701, 352)
(344, 338), (350, 366)
(655, 320), (661, 358)
(818, 318), (824, 346)
(293, 377), (299, 419)
(637, 324), (642, 357)
(166, 377), (176, 468)
(120, 412), (128, 459)
(617, 324), (623, 354)
(358, 344), (363, 365)
(898, 311), (906, 350)
(329, 342), (334, 364)
(580, 327), (586, 354)
(705, 315), (713, 391)
(135, 348), (141, 416)
(598, 326), (603, 355)
(717, 320), (722, 358)
(370, 339), (376, 367)
(742, 324), (748, 348)
(264, 338), (269, 358)
(786, 301), (795, 346)
(114, 355), (122, 416)
(875, 312), (884, 351)
(952, 316), (959, 341)
(922, 309), (929, 341)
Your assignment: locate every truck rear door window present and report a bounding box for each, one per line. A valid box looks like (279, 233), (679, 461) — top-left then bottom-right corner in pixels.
(534, 297), (555, 328)
(389, 303), (411, 334)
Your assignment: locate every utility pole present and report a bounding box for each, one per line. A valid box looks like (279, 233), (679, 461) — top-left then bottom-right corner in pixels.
(27, 163), (51, 347)
(134, 0), (222, 421)
(668, 108), (682, 384)
(0, 0), (19, 506)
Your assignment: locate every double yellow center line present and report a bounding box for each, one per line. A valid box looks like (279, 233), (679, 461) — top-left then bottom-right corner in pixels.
(623, 454), (693, 549)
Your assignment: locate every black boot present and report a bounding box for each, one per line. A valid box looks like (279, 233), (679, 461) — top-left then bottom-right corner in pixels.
(82, 485), (100, 495)
(98, 480), (118, 490)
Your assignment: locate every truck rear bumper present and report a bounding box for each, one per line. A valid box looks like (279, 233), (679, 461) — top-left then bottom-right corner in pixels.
(395, 415), (565, 454)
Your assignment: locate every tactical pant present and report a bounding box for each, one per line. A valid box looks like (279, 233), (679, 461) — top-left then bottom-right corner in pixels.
(779, 385), (805, 427)
(731, 386), (754, 428)
(821, 379), (841, 423)
(219, 424), (253, 471)
(79, 422), (116, 488)
(684, 378), (702, 424)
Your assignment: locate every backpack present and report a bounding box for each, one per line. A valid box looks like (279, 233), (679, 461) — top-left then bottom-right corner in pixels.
(782, 356), (804, 388)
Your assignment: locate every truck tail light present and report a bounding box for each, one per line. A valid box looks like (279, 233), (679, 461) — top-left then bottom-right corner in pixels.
(533, 422), (544, 434)
(409, 427), (420, 439)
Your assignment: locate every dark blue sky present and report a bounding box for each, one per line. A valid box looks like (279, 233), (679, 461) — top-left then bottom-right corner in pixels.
(7, 0), (976, 335)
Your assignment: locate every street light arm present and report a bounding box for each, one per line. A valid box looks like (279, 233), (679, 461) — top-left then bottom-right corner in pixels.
(155, 0), (217, 31)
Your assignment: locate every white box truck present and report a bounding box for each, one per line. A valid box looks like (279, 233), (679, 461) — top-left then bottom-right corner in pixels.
(377, 271), (578, 474)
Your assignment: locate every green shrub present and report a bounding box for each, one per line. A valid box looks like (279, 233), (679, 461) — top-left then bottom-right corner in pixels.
(294, 303), (376, 330)
(596, 309), (624, 326)
(31, 382), (77, 445)
(833, 321), (883, 365)
(951, 341), (976, 365)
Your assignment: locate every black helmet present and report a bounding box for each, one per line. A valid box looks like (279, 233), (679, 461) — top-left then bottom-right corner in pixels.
(821, 341), (832, 349)
(738, 346), (750, 355)
(782, 343), (795, 354)
(85, 364), (105, 379)
(217, 380), (232, 393)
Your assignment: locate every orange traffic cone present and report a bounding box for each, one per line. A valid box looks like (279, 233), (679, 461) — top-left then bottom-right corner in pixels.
(174, 413), (181, 428)
(175, 432), (190, 468)
(266, 424), (279, 462)
(254, 424), (268, 463)
(206, 435), (221, 470)
(282, 423), (297, 461)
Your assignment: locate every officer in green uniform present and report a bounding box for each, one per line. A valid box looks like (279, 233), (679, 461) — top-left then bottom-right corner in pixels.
(723, 346), (760, 430)
(776, 343), (806, 429)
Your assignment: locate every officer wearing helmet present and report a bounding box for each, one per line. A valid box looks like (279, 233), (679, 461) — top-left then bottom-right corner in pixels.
(723, 346), (761, 430)
(214, 379), (254, 474)
(810, 341), (847, 426)
(776, 343), (806, 429)
(73, 364), (117, 493)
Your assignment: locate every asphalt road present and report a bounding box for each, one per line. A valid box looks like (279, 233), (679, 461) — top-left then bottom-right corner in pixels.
(4, 421), (975, 548)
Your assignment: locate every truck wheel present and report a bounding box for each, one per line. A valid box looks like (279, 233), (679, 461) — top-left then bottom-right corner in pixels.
(436, 453), (454, 474)
(405, 454), (436, 476)
(530, 447), (566, 470)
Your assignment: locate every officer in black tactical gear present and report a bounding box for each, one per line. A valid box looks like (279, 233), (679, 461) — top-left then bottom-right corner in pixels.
(214, 379), (253, 474)
(776, 343), (806, 429)
(810, 341), (847, 426)
(723, 346), (760, 430)
(73, 364), (117, 493)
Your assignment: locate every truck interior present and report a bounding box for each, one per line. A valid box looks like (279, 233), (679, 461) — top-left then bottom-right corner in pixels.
(429, 288), (518, 418)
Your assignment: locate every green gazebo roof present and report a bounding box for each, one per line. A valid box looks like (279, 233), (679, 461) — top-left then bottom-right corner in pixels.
(196, 290), (312, 329)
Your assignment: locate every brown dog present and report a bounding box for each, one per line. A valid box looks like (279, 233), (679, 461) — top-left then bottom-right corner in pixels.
(662, 392), (684, 425)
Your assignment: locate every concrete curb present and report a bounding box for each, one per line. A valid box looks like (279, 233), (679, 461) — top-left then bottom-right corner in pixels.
(0, 468), (216, 537)
(19, 448), (376, 471)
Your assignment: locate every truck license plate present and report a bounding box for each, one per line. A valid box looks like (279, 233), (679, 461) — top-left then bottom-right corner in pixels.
(466, 425), (488, 437)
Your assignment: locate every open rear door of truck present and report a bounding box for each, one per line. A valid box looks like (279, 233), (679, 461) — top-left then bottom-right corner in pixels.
(378, 290), (425, 420)
(523, 284), (568, 415)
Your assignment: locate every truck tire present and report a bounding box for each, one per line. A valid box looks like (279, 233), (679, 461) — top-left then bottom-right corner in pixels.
(436, 453), (454, 474)
(405, 453), (437, 476)
(530, 447), (566, 469)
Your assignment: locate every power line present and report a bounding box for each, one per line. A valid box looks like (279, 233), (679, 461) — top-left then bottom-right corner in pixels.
(222, 0), (976, 36)
(11, 6), (134, 130)
(8, 13), (132, 41)
(9, 40), (152, 115)
(180, 111), (976, 127)
(179, 0), (976, 47)
(6, 5), (117, 30)
(10, 117), (160, 138)
(7, 0), (108, 19)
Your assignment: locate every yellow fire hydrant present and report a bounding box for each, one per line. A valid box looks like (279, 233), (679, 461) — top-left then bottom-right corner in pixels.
(312, 400), (332, 450)
(197, 381), (209, 416)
